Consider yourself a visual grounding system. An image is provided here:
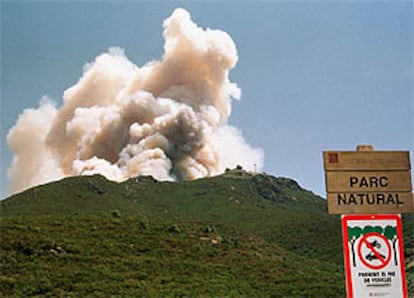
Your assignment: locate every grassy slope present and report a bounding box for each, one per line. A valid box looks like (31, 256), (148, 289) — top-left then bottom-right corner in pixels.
(1, 172), (342, 263)
(1, 171), (412, 296)
(1, 215), (344, 297)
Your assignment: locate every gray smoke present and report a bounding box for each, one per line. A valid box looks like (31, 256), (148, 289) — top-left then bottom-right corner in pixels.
(7, 8), (263, 194)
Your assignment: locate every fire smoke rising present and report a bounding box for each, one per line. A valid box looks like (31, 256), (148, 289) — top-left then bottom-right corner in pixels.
(7, 8), (264, 194)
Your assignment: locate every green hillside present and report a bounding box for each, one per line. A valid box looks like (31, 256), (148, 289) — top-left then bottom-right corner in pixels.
(1, 170), (413, 297)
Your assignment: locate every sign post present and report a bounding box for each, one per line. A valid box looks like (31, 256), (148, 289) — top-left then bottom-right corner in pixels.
(342, 214), (408, 298)
(323, 148), (413, 214)
(323, 145), (413, 297)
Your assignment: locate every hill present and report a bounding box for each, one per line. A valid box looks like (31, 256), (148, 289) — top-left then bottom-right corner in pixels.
(1, 170), (413, 296)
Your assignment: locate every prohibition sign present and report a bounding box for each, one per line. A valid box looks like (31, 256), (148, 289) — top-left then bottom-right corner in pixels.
(357, 232), (391, 270)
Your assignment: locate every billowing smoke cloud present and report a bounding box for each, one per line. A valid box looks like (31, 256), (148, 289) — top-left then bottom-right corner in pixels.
(7, 8), (263, 194)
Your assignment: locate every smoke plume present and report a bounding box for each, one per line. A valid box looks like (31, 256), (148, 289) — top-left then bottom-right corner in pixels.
(7, 8), (263, 194)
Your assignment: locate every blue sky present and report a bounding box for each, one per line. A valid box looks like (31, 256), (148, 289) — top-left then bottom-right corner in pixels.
(1, 1), (413, 198)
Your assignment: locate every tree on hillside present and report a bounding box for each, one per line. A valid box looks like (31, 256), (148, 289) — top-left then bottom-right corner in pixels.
(384, 225), (398, 266)
(348, 226), (363, 267)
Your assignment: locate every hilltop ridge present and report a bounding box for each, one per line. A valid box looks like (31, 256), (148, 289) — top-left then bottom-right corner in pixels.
(1, 169), (325, 217)
(1, 170), (412, 296)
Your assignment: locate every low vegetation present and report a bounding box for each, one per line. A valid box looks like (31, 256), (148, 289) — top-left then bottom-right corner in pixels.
(1, 169), (412, 296)
(1, 214), (345, 297)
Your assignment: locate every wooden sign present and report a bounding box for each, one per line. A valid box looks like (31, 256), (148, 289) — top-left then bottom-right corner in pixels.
(325, 171), (412, 192)
(323, 148), (413, 214)
(323, 151), (410, 171)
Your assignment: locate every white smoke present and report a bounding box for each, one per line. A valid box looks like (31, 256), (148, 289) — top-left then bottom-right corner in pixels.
(7, 8), (264, 194)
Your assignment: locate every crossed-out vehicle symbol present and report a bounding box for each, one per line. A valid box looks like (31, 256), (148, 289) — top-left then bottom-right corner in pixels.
(365, 240), (386, 261)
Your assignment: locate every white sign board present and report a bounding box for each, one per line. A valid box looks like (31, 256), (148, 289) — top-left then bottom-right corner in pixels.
(341, 214), (408, 298)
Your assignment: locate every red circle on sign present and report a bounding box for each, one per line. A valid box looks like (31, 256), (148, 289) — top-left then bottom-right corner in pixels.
(357, 232), (391, 270)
